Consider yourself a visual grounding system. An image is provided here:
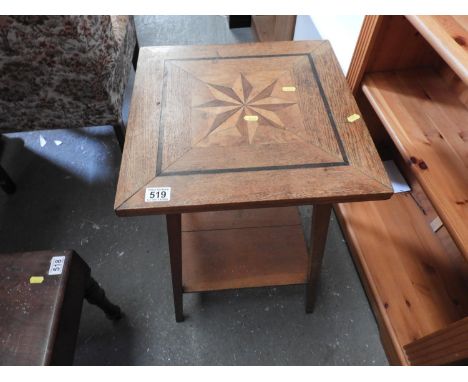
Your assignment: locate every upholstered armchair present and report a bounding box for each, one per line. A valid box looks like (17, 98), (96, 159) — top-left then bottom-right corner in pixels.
(0, 15), (138, 193)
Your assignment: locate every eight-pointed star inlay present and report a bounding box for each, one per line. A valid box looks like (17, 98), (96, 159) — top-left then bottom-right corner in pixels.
(194, 73), (297, 145)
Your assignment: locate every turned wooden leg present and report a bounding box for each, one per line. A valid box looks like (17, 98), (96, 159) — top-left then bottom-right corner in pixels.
(112, 122), (125, 152)
(0, 164), (15, 194)
(305, 204), (332, 313)
(166, 214), (184, 322)
(84, 277), (123, 321)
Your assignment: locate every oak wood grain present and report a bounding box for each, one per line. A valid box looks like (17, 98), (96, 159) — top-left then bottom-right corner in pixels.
(166, 214), (184, 322)
(115, 41), (392, 216)
(182, 206), (300, 231)
(118, 166), (392, 216)
(305, 204), (332, 313)
(313, 42), (391, 187)
(115, 48), (162, 208)
(182, 223), (308, 292)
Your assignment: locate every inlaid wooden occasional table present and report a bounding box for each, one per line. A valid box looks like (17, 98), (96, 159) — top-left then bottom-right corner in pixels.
(115, 41), (393, 322)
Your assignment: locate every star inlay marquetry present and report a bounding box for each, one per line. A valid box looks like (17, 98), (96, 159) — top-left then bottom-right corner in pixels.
(116, 42), (393, 218)
(152, 50), (353, 176)
(194, 74), (297, 145)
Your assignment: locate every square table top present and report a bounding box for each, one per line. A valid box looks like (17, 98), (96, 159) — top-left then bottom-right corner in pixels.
(115, 41), (392, 216)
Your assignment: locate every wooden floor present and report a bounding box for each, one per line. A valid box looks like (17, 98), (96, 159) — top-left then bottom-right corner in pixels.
(335, 194), (468, 364)
(181, 207), (308, 293)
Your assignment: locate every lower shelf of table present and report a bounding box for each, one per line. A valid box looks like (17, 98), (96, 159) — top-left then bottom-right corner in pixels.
(181, 207), (308, 293)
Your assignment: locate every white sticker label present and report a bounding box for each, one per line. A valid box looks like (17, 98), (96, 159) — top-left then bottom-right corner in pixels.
(48, 256), (65, 275)
(145, 187), (171, 202)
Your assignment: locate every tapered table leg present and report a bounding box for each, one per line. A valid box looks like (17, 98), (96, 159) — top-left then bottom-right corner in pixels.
(166, 214), (184, 322)
(84, 276), (123, 321)
(305, 204), (332, 313)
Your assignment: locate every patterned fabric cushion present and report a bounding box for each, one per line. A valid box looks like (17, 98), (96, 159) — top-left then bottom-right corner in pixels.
(0, 16), (136, 133)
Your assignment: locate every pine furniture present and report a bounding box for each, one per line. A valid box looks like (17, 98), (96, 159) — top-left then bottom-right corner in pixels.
(115, 41), (392, 322)
(336, 15), (468, 365)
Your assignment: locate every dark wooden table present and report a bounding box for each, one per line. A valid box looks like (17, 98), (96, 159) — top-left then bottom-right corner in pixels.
(0, 137), (15, 194)
(0, 250), (122, 365)
(115, 41), (392, 322)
